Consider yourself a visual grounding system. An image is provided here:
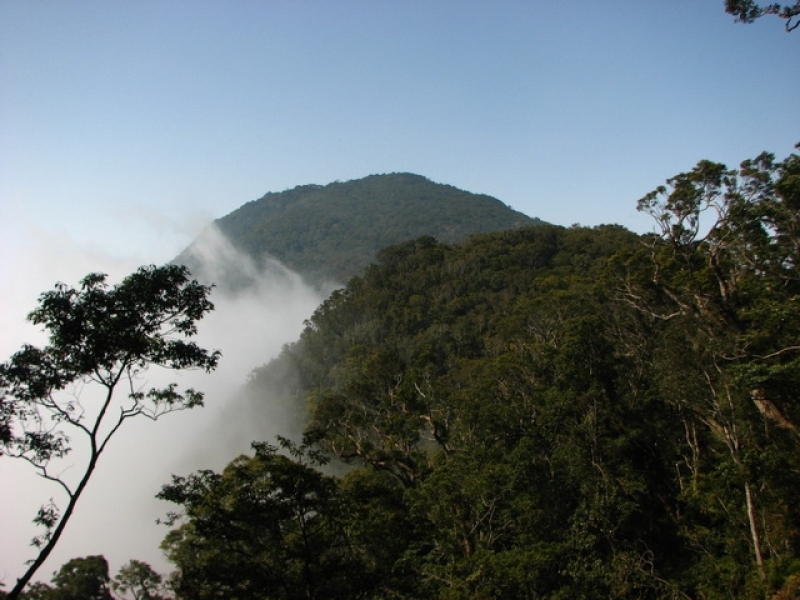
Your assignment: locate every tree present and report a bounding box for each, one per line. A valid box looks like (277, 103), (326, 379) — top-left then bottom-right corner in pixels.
(11, 556), (113, 600)
(283, 226), (684, 597)
(625, 146), (800, 595)
(112, 560), (168, 600)
(16, 582), (55, 600)
(725, 0), (800, 31)
(0, 265), (220, 599)
(11, 556), (164, 600)
(158, 438), (367, 600)
(49, 556), (112, 600)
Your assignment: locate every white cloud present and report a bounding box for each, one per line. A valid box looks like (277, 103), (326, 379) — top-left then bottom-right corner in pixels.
(0, 223), (331, 588)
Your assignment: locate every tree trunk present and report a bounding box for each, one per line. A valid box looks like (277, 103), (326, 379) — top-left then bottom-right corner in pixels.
(8, 452), (100, 599)
(744, 480), (767, 583)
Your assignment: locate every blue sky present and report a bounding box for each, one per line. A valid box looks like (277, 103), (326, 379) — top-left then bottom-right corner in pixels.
(0, 0), (798, 586)
(1, 1), (797, 273)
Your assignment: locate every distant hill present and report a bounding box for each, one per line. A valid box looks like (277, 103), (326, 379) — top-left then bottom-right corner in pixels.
(176, 173), (544, 284)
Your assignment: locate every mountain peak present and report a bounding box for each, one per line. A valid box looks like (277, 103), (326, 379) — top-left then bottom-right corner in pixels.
(178, 173), (545, 285)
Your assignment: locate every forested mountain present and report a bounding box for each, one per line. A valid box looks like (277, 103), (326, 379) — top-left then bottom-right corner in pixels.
(11, 148), (799, 599)
(176, 173), (543, 284)
(156, 148), (800, 599)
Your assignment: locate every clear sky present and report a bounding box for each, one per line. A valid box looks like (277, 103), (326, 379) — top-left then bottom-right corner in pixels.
(0, 0), (798, 588)
(2, 1), (798, 271)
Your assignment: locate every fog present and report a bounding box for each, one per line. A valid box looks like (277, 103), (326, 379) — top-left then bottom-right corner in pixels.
(0, 224), (334, 588)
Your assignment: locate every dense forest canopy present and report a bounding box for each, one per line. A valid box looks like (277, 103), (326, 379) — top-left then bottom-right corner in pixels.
(154, 144), (800, 600)
(5, 145), (799, 600)
(3, 1), (797, 597)
(176, 173), (543, 285)
(155, 146), (800, 599)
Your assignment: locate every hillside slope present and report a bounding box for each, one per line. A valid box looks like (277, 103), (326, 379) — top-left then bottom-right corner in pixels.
(220, 220), (800, 599)
(177, 173), (543, 284)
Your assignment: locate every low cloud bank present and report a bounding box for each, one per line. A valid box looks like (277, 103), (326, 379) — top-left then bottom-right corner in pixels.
(0, 224), (333, 587)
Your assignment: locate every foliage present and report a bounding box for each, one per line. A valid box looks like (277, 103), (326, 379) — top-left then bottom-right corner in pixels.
(13, 556), (168, 600)
(17, 583), (56, 600)
(157, 148), (799, 598)
(176, 173), (543, 284)
(0, 265), (220, 599)
(166, 224), (687, 598)
(619, 144), (800, 595)
(15, 556), (112, 600)
(725, 0), (800, 30)
(112, 560), (168, 600)
(158, 438), (372, 600)
(49, 556), (113, 600)
(246, 150), (798, 596)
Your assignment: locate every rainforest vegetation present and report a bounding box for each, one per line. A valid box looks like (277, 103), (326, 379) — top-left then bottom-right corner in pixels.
(3, 1), (798, 596)
(3, 145), (800, 599)
(176, 173), (541, 285)
(3, 145), (799, 599)
(158, 146), (798, 599)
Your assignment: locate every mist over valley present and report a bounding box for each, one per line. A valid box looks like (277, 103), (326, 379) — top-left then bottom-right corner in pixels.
(0, 173), (547, 588)
(2, 2), (798, 596)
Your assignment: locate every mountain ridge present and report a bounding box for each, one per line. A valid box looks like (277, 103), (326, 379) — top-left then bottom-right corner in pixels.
(176, 172), (545, 285)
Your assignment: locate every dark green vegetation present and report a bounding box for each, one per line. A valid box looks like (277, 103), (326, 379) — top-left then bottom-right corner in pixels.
(725, 0), (800, 30)
(18, 556), (113, 600)
(11, 557), (168, 600)
(176, 173), (542, 284)
(0, 266), (220, 600)
(157, 147), (800, 599)
(3, 5), (796, 598)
